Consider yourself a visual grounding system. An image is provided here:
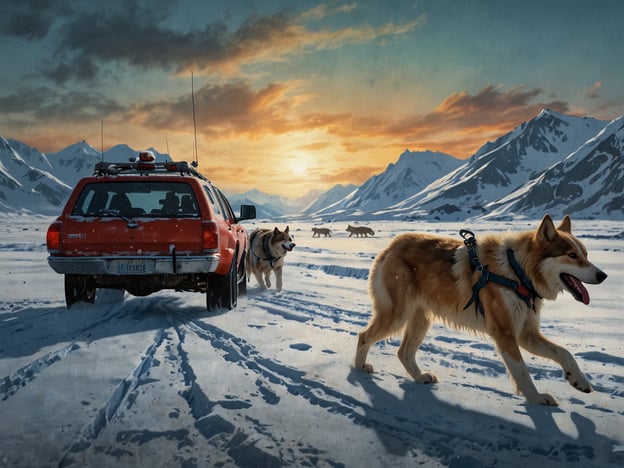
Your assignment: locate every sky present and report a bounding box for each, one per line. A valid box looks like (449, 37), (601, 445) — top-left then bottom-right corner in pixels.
(1, 0), (623, 198)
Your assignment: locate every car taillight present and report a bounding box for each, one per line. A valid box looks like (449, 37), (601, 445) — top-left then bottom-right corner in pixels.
(202, 221), (219, 250)
(46, 221), (62, 253)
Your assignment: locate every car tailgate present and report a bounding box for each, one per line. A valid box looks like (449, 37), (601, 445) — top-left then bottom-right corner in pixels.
(59, 217), (204, 256)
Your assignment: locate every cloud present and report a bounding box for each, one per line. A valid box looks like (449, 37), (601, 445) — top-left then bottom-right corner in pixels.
(0, 86), (125, 122)
(312, 165), (384, 185)
(34, 1), (423, 83)
(295, 85), (571, 156)
(125, 81), (570, 159)
(298, 2), (359, 22)
(0, 0), (74, 40)
(583, 81), (602, 99)
(128, 80), (308, 138)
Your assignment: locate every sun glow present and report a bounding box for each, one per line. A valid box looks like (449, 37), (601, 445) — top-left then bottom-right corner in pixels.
(290, 155), (308, 176)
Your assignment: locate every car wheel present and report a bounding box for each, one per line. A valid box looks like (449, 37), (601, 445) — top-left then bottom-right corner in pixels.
(206, 276), (221, 312)
(65, 274), (96, 309)
(220, 255), (238, 310)
(238, 253), (247, 296)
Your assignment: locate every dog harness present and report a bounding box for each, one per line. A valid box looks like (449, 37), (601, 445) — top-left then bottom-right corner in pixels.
(460, 229), (541, 317)
(249, 230), (282, 268)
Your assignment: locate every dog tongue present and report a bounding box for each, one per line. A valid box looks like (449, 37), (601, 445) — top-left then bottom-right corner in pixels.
(570, 275), (590, 305)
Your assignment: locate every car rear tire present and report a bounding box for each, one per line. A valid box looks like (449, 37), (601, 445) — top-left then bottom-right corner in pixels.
(65, 274), (96, 309)
(220, 255), (238, 310)
(238, 253), (247, 296)
(206, 275), (221, 312)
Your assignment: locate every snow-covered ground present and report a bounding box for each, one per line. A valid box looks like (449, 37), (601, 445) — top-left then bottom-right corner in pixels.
(1, 215), (622, 468)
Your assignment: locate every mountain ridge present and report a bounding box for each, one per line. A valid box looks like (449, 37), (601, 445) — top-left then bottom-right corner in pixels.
(1, 109), (622, 219)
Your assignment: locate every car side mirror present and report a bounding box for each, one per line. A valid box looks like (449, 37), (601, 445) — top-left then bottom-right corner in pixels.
(238, 204), (256, 221)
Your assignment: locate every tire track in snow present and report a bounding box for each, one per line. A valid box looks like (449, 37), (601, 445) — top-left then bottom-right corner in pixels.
(181, 319), (453, 451)
(181, 317), (602, 467)
(251, 290), (370, 331)
(255, 288), (616, 403)
(184, 315), (611, 464)
(292, 261), (370, 280)
(251, 293), (513, 386)
(193, 317), (583, 466)
(170, 317), (342, 467)
(58, 328), (167, 467)
(0, 307), (128, 401)
(0, 342), (80, 401)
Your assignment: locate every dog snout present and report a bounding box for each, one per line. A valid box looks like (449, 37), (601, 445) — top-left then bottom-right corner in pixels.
(596, 270), (607, 283)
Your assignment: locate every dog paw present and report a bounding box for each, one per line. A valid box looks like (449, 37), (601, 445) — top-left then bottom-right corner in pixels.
(417, 372), (438, 384)
(528, 392), (560, 406)
(566, 372), (593, 393)
(361, 363), (374, 374)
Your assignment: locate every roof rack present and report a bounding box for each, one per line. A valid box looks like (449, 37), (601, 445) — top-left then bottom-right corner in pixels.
(93, 153), (210, 182)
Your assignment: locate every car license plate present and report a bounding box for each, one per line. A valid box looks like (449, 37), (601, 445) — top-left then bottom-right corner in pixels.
(114, 260), (150, 274)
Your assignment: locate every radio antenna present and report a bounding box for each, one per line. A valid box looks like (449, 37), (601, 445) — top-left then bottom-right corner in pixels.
(165, 134), (170, 159)
(100, 120), (104, 162)
(191, 71), (199, 167)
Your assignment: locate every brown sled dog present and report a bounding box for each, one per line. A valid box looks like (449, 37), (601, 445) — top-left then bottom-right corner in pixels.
(312, 227), (332, 237)
(346, 225), (375, 237)
(247, 226), (296, 292)
(354, 215), (607, 405)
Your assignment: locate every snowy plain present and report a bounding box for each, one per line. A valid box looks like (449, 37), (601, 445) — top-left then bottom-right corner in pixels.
(1, 214), (623, 468)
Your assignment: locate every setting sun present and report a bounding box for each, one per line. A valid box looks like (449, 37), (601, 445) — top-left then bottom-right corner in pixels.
(290, 156), (308, 176)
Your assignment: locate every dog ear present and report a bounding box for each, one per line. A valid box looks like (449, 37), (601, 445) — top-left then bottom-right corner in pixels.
(537, 214), (557, 242)
(558, 215), (572, 233)
(285, 226), (289, 233)
(273, 227), (280, 235)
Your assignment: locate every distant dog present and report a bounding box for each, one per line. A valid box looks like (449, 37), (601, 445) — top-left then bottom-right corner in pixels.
(247, 226), (296, 292)
(346, 225), (375, 237)
(354, 215), (607, 405)
(312, 227), (332, 237)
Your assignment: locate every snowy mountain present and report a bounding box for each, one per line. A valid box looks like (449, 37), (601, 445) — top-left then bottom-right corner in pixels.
(487, 115), (624, 219)
(1, 109), (623, 219)
(47, 141), (170, 188)
(300, 184), (357, 215)
(0, 137), (72, 215)
(226, 189), (300, 219)
(46, 141), (103, 188)
(0, 138), (170, 214)
(383, 110), (611, 220)
(308, 150), (462, 219)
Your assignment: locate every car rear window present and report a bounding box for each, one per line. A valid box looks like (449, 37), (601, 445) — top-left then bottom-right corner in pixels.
(71, 181), (200, 218)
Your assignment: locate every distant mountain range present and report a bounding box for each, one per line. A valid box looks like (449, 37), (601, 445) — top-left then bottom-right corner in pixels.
(299, 109), (623, 221)
(0, 139), (170, 215)
(1, 109), (623, 220)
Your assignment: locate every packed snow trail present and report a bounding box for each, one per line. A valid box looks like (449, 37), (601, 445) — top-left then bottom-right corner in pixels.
(1, 217), (623, 467)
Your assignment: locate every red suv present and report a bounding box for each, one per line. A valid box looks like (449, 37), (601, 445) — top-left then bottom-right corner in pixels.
(46, 151), (256, 311)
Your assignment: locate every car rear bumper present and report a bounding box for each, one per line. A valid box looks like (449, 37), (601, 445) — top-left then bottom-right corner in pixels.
(48, 255), (220, 275)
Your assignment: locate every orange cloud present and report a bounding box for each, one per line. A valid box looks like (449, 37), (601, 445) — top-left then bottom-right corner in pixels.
(314, 165), (384, 185)
(296, 85), (571, 157)
(126, 82), (572, 161)
(128, 80), (308, 138)
(583, 81), (602, 99)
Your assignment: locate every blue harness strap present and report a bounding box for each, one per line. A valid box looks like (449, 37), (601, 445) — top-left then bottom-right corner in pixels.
(459, 229), (540, 317)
